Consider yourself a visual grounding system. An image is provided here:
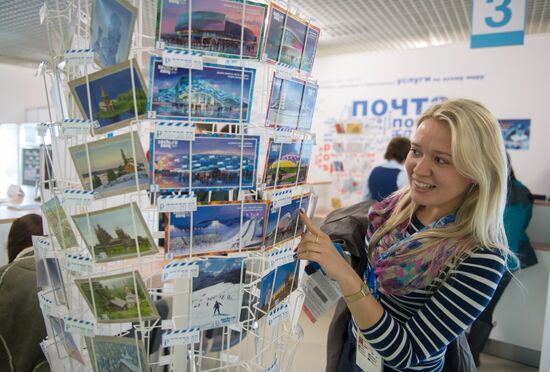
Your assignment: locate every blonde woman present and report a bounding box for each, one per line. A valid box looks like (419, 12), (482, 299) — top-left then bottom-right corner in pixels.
(297, 99), (510, 371)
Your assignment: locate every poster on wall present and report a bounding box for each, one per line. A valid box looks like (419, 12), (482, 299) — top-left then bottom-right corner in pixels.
(156, 0), (267, 59)
(499, 119), (530, 150)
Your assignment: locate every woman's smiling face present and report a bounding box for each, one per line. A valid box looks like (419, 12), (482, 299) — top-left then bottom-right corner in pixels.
(405, 118), (472, 222)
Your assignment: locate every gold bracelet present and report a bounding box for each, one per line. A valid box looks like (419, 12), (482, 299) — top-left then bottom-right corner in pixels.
(343, 282), (370, 304)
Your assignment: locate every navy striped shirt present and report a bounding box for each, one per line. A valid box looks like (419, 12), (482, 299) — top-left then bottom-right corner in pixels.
(354, 218), (506, 371)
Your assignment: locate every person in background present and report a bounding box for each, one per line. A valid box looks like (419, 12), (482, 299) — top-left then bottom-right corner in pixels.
(297, 99), (510, 371)
(0, 214), (50, 372)
(467, 153), (538, 367)
(365, 137), (411, 201)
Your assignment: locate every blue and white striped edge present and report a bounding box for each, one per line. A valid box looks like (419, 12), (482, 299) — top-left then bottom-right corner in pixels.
(158, 194), (196, 200)
(163, 48), (202, 56)
(156, 121), (195, 128)
(165, 327), (200, 336)
(64, 49), (95, 54)
(66, 254), (91, 262)
(63, 316), (94, 327)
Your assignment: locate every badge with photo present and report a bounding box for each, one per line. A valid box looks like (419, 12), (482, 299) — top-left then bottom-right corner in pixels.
(148, 57), (256, 123)
(151, 133), (260, 191)
(166, 201), (268, 257)
(91, 0), (138, 68)
(75, 271), (160, 323)
(68, 59), (147, 134)
(85, 335), (147, 372)
(156, 0), (267, 60)
(72, 202), (158, 263)
(189, 257), (247, 330)
(262, 140), (312, 189)
(257, 259), (299, 316)
(264, 194), (310, 249)
(41, 196), (79, 250)
(69, 132), (149, 198)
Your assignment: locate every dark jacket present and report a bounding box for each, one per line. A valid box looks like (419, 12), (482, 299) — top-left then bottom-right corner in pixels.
(504, 179), (538, 271)
(0, 249), (50, 372)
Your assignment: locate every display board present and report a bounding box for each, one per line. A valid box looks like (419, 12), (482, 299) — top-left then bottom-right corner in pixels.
(21, 147), (41, 186)
(35, 1), (320, 371)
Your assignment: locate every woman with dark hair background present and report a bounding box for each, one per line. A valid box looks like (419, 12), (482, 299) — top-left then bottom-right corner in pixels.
(0, 213), (50, 371)
(365, 137), (411, 202)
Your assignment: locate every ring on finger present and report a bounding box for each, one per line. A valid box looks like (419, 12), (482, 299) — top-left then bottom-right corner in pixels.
(314, 234), (319, 244)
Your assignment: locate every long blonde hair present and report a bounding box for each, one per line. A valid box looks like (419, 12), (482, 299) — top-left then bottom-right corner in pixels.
(368, 99), (510, 265)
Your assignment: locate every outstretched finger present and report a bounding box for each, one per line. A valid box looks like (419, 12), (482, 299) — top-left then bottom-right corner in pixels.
(298, 209), (322, 235)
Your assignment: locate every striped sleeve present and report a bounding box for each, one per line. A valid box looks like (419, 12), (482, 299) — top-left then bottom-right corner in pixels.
(359, 249), (506, 369)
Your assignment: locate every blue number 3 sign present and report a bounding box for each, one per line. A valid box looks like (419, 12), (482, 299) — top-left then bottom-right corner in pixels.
(471, 0), (527, 48)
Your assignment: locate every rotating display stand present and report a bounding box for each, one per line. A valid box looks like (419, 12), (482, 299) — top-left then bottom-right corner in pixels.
(34, 1), (320, 371)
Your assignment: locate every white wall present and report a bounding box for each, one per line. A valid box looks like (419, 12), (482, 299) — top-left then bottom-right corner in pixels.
(310, 34), (550, 199)
(0, 63), (48, 123)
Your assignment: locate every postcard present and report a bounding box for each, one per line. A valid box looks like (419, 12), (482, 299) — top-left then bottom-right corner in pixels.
(264, 194), (310, 248)
(499, 119), (531, 150)
(69, 131), (149, 198)
(346, 122), (363, 134)
(48, 316), (84, 364)
(152, 134), (260, 191)
(41, 196), (78, 249)
(263, 4), (318, 72)
(167, 202), (267, 257)
(189, 257), (246, 330)
(300, 25), (320, 73)
(92, 0), (137, 67)
(45, 258), (68, 306)
(279, 13), (307, 69)
(76, 271), (160, 323)
(72, 202), (158, 263)
(68, 59), (147, 134)
(262, 140), (312, 189)
(258, 259), (299, 314)
(148, 57), (255, 123)
(157, 0), (267, 59)
(86, 335), (147, 372)
(297, 142), (313, 184)
(266, 76), (304, 128)
(263, 4), (286, 63)
(297, 82), (318, 130)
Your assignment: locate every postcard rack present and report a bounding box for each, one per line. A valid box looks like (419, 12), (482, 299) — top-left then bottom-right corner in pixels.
(35, 0), (321, 371)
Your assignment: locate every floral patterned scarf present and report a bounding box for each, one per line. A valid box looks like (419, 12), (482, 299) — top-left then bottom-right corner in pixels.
(366, 194), (468, 296)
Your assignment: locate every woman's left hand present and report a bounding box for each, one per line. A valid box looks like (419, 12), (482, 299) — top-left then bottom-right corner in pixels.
(296, 210), (354, 281)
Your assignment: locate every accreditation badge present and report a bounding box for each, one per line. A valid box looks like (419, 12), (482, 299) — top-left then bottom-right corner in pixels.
(356, 332), (383, 372)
